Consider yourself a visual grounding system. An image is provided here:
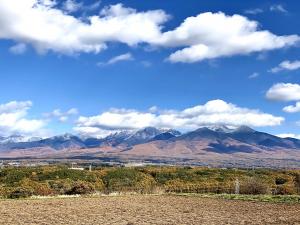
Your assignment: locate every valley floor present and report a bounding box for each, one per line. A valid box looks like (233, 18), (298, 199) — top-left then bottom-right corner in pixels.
(0, 195), (299, 225)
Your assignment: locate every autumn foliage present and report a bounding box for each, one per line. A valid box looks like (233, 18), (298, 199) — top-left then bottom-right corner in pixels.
(0, 166), (299, 198)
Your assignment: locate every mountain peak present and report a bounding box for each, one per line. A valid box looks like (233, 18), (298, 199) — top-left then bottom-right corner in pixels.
(207, 125), (234, 133)
(139, 127), (161, 133)
(49, 133), (78, 141)
(234, 125), (255, 133)
(126, 127), (161, 140)
(163, 129), (182, 136)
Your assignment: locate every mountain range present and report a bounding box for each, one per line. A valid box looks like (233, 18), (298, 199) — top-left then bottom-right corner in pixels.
(1, 126), (300, 167)
(0, 127), (181, 150)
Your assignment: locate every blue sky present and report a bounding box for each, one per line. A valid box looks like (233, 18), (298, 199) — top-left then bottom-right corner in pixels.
(0, 0), (300, 138)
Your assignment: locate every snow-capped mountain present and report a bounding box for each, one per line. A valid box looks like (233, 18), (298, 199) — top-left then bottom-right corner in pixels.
(206, 125), (235, 133)
(1, 126), (300, 157)
(123, 127), (165, 146)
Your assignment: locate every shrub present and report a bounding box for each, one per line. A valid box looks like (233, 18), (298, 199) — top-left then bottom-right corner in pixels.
(9, 187), (34, 199)
(66, 181), (95, 195)
(135, 173), (156, 194)
(94, 179), (105, 192)
(240, 177), (269, 195)
(2, 169), (28, 186)
(18, 178), (53, 196)
(37, 167), (97, 183)
(294, 173), (300, 194)
(164, 179), (234, 194)
(48, 179), (73, 195)
(103, 168), (156, 193)
(151, 168), (196, 185)
(164, 179), (190, 193)
(274, 185), (296, 195)
(33, 183), (53, 196)
(275, 177), (288, 185)
(195, 170), (214, 177)
(0, 186), (9, 198)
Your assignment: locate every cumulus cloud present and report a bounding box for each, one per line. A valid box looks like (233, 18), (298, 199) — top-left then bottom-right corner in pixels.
(158, 12), (299, 63)
(44, 108), (78, 122)
(0, 101), (46, 137)
(266, 83), (300, 101)
(9, 43), (27, 55)
(0, 1), (169, 55)
(269, 60), (300, 73)
(74, 99), (284, 138)
(270, 4), (288, 13)
(266, 83), (300, 113)
(97, 53), (134, 66)
(0, 1), (298, 63)
(283, 102), (300, 113)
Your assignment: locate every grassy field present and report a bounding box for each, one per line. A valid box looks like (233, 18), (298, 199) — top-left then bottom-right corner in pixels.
(0, 195), (299, 225)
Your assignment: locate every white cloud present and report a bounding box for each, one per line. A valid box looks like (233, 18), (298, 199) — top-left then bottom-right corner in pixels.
(0, 1), (169, 55)
(74, 99), (284, 137)
(9, 43), (27, 55)
(267, 83), (300, 113)
(249, 72), (259, 79)
(270, 4), (288, 13)
(157, 12), (299, 63)
(149, 106), (158, 113)
(97, 53), (134, 66)
(0, 2), (298, 63)
(73, 126), (113, 138)
(63, 0), (83, 13)
(0, 101), (46, 137)
(244, 8), (264, 15)
(67, 108), (78, 115)
(0, 101), (31, 113)
(283, 102), (300, 113)
(269, 60), (300, 73)
(266, 83), (300, 101)
(44, 108), (78, 122)
(277, 133), (300, 140)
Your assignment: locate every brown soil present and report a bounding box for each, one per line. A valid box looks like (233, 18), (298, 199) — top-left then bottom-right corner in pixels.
(0, 195), (299, 225)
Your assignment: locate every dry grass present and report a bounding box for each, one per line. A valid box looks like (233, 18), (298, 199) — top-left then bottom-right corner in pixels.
(0, 195), (299, 225)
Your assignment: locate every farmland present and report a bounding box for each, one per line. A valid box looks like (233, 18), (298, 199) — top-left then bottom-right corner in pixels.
(0, 195), (299, 225)
(1, 166), (300, 224)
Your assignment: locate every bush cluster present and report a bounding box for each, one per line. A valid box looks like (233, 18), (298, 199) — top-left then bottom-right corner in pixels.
(0, 166), (299, 198)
